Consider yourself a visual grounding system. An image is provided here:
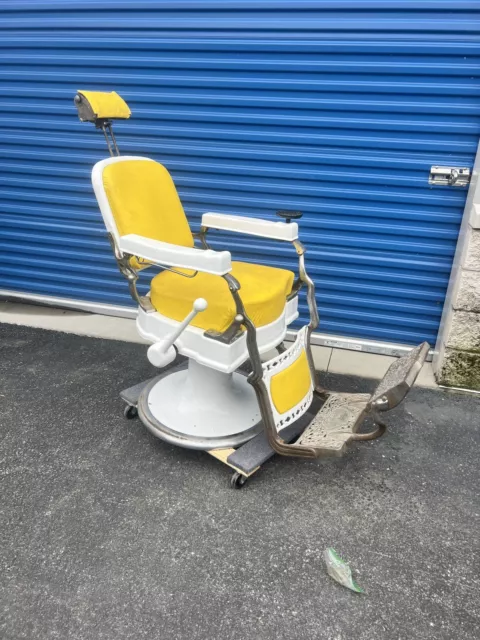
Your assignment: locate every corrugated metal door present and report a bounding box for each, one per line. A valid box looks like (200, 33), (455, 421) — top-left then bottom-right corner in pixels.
(1, 1), (479, 348)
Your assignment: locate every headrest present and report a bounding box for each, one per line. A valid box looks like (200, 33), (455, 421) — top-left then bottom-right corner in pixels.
(74, 90), (131, 123)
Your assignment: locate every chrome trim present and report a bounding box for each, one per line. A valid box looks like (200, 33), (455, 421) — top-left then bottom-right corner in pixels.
(101, 123), (114, 157)
(107, 233), (155, 313)
(203, 273), (245, 344)
(292, 238), (322, 392)
(293, 239), (319, 331)
(99, 121), (120, 157)
(223, 272), (265, 383)
(349, 413), (386, 442)
(226, 253), (319, 458)
(250, 375), (318, 459)
(107, 122), (120, 156)
(287, 331), (435, 362)
(194, 227), (212, 250)
(159, 265), (198, 278)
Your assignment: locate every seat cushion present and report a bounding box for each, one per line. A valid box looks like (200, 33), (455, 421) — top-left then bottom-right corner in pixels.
(150, 261), (295, 333)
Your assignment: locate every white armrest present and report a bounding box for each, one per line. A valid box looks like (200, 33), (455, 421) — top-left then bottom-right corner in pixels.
(119, 234), (232, 276)
(202, 212), (298, 241)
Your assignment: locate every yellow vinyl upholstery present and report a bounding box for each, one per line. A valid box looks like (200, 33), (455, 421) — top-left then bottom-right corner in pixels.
(102, 159), (194, 269)
(270, 350), (312, 415)
(101, 158), (294, 331)
(150, 261), (295, 333)
(77, 90), (131, 120)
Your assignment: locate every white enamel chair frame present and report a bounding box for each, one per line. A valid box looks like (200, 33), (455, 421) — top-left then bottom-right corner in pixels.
(137, 297), (299, 373)
(201, 212), (299, 241)
(119, 234), (232, 276)
(92, 157), (153, 246)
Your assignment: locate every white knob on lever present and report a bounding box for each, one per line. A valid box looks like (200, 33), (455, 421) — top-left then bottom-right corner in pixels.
(147, 298), (208, 368)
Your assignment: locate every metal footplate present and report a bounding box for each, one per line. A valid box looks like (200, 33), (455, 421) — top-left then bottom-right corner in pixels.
(296, 393), (372, 456)
(270, 341), (430, 458)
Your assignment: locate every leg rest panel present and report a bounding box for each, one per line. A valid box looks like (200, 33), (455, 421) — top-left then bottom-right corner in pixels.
(296, 393), (371, 456)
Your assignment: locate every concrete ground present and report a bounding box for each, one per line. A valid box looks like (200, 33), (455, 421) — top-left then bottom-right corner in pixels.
(1, 324), (479, 640)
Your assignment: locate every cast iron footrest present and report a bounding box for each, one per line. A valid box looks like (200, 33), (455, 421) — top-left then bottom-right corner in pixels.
(269, 341), (429, 458)
(296, 393), (372, 456)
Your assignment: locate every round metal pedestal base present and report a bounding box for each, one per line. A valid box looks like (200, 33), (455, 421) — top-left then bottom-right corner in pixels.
(137, 361), (263, 450)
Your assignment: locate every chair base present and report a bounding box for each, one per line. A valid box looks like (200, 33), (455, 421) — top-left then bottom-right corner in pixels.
(136, 360), (263, 450)
(119, 339), (429, 486)
(120, 374), (316, 489)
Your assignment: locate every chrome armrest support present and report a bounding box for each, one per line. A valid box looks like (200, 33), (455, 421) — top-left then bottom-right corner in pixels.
(199, 226), (319, 330)
(203, 226), (320, 379)
(292, 239), (324, 394)
(107, 233), (155, 313)
(194, 228), (212, 250)
(292, 239), (319, 331)
(222, 273), (264, 383)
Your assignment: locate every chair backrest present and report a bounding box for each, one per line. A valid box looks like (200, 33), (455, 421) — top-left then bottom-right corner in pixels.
(92, 156), (194, 250)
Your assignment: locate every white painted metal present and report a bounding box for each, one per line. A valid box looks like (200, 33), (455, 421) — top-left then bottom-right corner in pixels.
(119, 234), (232, 276)
(146, 359), (261, 440)
(202, 212), (299, 241)
(137, 296), (299, 373)
(147, 297), (208, 367)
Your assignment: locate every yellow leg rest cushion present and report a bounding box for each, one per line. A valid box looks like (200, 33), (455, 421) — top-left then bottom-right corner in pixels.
(270, 349), (312, 415)
(150, 261), (295, 333)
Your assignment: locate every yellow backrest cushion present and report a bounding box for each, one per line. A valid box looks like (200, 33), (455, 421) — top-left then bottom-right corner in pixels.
(270, 350), (312, 415)
(102, 159), (194, 249)
(78, 90), (131, 120)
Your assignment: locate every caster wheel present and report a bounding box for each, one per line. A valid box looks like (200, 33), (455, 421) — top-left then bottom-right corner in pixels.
(123, 404), (138, 420)
(230, 471), (248, 489)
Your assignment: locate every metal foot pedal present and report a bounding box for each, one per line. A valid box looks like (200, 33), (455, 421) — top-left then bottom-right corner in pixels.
(296, 393), (371, 457)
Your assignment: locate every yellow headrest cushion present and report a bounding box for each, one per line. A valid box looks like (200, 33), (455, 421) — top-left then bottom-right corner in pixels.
(77, 90), (131, 120)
